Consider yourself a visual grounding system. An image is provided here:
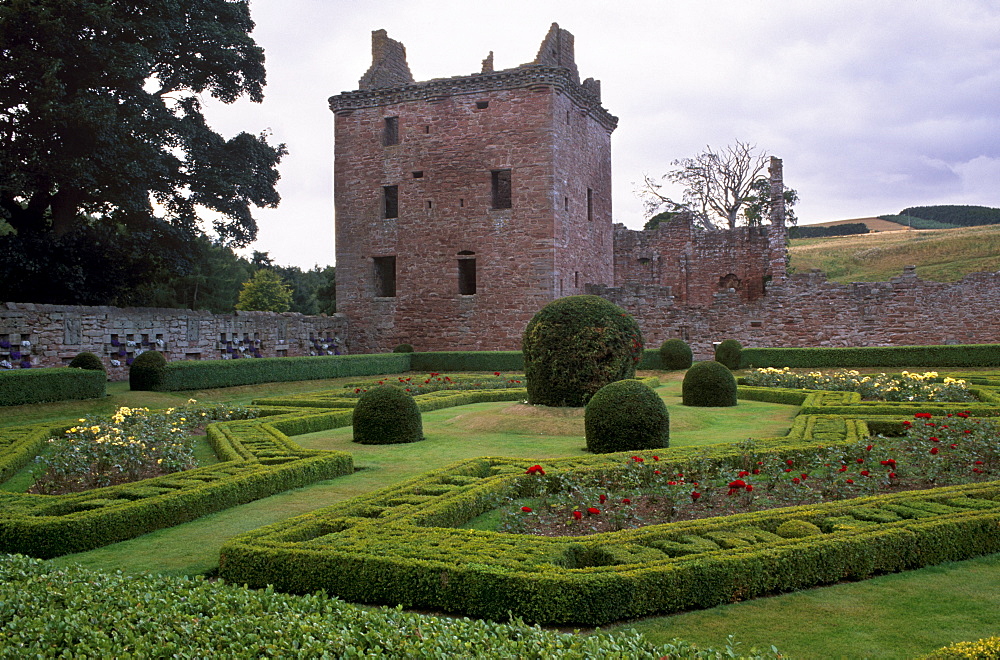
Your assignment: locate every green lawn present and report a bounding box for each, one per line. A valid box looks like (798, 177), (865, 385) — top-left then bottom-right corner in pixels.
(10, 370), (1000, 657)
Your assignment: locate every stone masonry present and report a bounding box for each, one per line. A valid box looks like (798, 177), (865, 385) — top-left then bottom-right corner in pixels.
(330, 24), (617, 353)
(0, 303), (347, 381)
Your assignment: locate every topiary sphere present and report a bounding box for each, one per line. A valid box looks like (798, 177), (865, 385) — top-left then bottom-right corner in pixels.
(522, 295), (644, 407)
(585, 379), (669, 454)
(68, 351), (105, 372)
(714, 339), (743, 370)
(352, 385), (424, 445)
(775, 519), (823, 538)
(682, 360), (738, 407)
(659, 338), (693, 370)
(392, 343), (414, 353)
(129, 351), (167, 391)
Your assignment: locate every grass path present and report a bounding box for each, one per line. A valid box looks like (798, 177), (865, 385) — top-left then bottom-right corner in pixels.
(610, 553), (1000, 659)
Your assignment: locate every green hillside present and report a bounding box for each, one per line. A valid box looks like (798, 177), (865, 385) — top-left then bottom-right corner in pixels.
(788, 224), (1000, 283)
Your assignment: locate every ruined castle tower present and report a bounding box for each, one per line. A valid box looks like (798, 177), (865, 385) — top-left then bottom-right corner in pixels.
(329, 24), (618, 353)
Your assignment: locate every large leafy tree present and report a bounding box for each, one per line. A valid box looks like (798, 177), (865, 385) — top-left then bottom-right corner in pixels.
(0, 0), (285, 303)
(639, 141), (795, 230)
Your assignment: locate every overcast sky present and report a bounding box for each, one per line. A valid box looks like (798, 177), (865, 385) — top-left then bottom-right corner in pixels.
(202, 0), (1000, 269)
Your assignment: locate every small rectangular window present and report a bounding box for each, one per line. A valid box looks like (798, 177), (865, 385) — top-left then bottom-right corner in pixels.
(564, 196), (569, 211)
(373, 256), (396, 297)
(426, 200), (432, 209)
(587, 188), (593, 221)
(476, 101), (489, 109)
(491, 169), (511, 209)
(412, 171), (423, 178)
(458, 258), (476, 295)
(383, 185), (398, 219)
(383, 117), (399, 146)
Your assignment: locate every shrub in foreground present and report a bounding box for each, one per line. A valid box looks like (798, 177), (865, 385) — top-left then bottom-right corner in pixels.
(3, 554), (774, 659)
(585, 379), (669, 453)
(682, 360), (738, 407)
(353, 385), (423, 444)
(522, 295), (644, 407)
(659, 338), (693, 370)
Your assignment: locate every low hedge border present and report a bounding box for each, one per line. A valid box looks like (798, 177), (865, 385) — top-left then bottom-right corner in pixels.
(0, 412), (353, 558)
(146, 353), (412, 391)
(409, 351), (524, 372)
(740, 344), (1000, 369)
(0, 368), (106, 406)
(218, 451), (1000, 626)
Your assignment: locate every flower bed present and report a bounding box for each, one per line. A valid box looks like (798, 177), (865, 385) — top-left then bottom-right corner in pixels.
(499, 411), (997, 536)
(30, 402), (258, 494)
(742, 368), (974, 402)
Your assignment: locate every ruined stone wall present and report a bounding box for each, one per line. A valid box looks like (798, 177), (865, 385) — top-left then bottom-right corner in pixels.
(590, 266), (1000, 359)
(612, 220), (776, 305)
(0, 303), (347, 381)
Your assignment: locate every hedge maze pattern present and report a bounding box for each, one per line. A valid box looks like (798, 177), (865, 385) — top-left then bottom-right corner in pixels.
(4, 372), (1000, 625)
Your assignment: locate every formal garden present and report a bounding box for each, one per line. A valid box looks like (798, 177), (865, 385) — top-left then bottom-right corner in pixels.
(3, 301), (1000, 657)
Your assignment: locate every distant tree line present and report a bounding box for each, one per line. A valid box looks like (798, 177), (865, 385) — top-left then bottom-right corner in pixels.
(788, 223), (869, 239)
(897, 205), (1000, 228)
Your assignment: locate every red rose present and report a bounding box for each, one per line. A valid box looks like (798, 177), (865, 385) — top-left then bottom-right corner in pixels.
(860, 470), (870, 477)
(801, 473), (808, 480)
(930, 437), (939, 442)
(930, 447), (939, 455)
(587, 507), (600, 515)
(888, 472), (896, 478)
(573, 510), (582, 520)
(745, 484), (754, 492)
(738, 471), (750, 478)
(521, 506), (532, 513)
(786, 459), (794, 466)
(838, 465), (848, 472)
(652, 455), (659, 461)
(950, 443), (958, 449)
(622, 498), (631, 504)
(846, 479), (854, 484)
(857, 458), (864, 463)
(915, 412), (933, 419)
(691, 491), (701, 501)
(599, 494), (607, 504)
(866, 445), (874, 451)
(792, 477), (800, 484)
(752, 469), (761, 475)
(494, 372), (501, 376)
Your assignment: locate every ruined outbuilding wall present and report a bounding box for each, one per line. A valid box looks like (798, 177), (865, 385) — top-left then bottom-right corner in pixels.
(590, 266), (1000, 358)
(0, 303), (347, 381)
(612, 220), (777, 305)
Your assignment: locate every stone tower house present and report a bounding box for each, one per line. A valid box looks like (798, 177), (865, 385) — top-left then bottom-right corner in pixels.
(329, 24), (618, 353)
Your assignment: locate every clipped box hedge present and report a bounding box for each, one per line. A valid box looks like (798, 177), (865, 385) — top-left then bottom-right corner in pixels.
(741, 344), (1000, 369)
(0, 368), (106, 406)
(409, 351), (524, 372)
(219, 453), (1000, 626)
(146, 353), (412, 391)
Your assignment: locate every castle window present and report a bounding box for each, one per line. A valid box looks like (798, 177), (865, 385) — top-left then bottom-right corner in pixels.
(564, 196), (569, 211)
(587, 188), (594, 221)
(491, 169), (511, 209)
(426, 200), (432, 209)
(383, 117), (399, 146)
(412, 171), (423, 178)
(476, 101), (489, 109)
(574, 271), (579, 288)
(383, 185), (398, 219)
(458, 251), (476, 295)
(373, 256), (396, 297)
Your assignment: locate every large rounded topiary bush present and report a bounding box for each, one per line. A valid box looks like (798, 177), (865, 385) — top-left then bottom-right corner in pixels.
(128, 351), (167, 391)
(682, 360), (738, 407)
(522, 295), (644, 407)
(659, 338), (693, 370)
(585, 379), (669, 453)
(714, 339), (743, 370)
(68, 351), (105, 372)
(352, 385), (423, 445)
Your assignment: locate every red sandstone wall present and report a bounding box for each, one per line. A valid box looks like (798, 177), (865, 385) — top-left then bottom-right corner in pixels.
(613, 219), (774, 305)
(0, 303), (347, 381)
(591, 266), (1000, 359)
(334, 82), (615, 353)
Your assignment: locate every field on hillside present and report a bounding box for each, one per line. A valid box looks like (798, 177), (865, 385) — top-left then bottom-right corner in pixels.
(788, 224), (1000, 283)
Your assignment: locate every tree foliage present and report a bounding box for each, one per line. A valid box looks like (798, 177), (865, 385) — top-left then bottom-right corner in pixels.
(640, 141), (796, 230)
(0, 0), (286, 304)
(235, 269), (293, 313)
